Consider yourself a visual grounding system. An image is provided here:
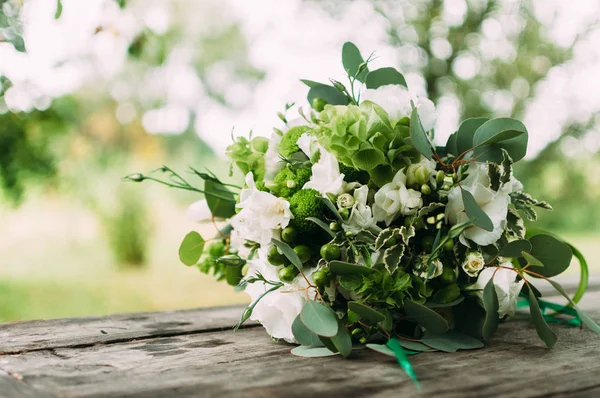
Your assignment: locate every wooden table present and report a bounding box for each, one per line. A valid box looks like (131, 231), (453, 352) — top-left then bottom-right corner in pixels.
(1, 285), (600, 397)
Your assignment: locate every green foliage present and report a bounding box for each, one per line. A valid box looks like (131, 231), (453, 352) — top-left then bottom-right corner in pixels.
(365, 67), (407, 89)
(342, 42), (368, 82)
(472, 118), (529, 163)
(300, 300), (339, 337)
(525, 234), (572, 277)
(420, 331), (484, 352)
(288, 188), (328, 233)
(404, 299), (449, 333)
(347, 302), (385, 324)
(461, 188), (494, 232)
(271, 239), (303, 270)
(482, 277), (500, 340)
(528, 288), (557, 348)
(179, 231), (205, 266)
(291, 346), (339, 357)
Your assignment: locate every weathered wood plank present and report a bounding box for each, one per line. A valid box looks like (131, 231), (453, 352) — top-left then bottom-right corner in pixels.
(1, 292), (599, 398)
(0, 306), (245, 355)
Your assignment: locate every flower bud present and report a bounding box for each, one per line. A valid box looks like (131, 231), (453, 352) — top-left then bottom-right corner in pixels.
(406, 164), (431, 186)
(421, 184), (431, 195)
(331, 80), (346, 93)
(277, 112), (287, 123)
(286, 180), (296, 189)
(337, 193), (355, 209)
(436, 170), (445, 185)
(312, 97), (327, 112)
(125, 173), (145, 182)
(251, 137), (269, 154)
(339, 208), (350, 220)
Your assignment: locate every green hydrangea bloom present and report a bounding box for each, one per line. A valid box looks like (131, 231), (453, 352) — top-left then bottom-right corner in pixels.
(279, 126), (311, 158)
(271, 167), (312, 198)
(316, 104), (367, 166)
(288, 188), (327, 233)
(226, 136), (266, 183)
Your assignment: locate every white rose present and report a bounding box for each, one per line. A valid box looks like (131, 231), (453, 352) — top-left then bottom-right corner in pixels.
(465, 262), (524, 318)
(360, 85), (437, 131)
(244, 250), (316, 343)
(343, 185), (377, 234)
(445, 163), (522, 247)
(373, 169), (423, 225)
(298, 133), (345, 196)
(462, 251), (485, 277)
(231, 172), (293, 246)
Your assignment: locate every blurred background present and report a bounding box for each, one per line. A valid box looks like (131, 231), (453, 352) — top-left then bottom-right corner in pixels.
(1, 0), (599, 322)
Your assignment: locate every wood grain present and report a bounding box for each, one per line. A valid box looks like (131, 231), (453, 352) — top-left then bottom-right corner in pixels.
(0, 292), (599, 397)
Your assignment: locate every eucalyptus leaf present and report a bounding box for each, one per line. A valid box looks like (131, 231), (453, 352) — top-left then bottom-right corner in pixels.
(461, 188), (494, 232)
(404, 300), (449, 333)
(342, 41), (368, 82)
(397, 339), (438, 352)
(526, 234), (572, 278)
(300, 301), (339, 337)
(307, 85), (349, 106)
(178, 231), (205, 266)
(306, 217), (336, 238)
(528, 288), (557, 349)
(472, 118), (528, 163)
(365, 67), (407, 89)
(410, 107), (434, 159)
(482, 277), (500, 340)
(456, 118), (488, 157)
(319, 197), (343, 222)
(329, 261), (374, 276)
(204, 179), (236, 219)
(366, 343), (396, 357)
(291, 346), (339, 358)
(271, 239), (303, 270)
(421, 331), (484, 353)
(425, 297), (465, 308)
(292, 314), (323, 347)
(498, 239), (532, 258)
(445, 132), (458, 156)
(521, 251), (544, 267)
(331, 324), (353, 357)
(55, 0), (63, 18)
(300, 79), (326, 88)
(348, 302), (386, 324)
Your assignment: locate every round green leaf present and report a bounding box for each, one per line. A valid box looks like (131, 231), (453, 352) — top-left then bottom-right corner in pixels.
(342, 41), (368, 82)
(271, 239), (303, 270)
(404, 300), (449, 333)
(300, 301), (339, 337)
(526, 234), (572, 277)
(292, 314), (322, 347)
(307, 85), (349, 106)
(421, 331), (484, 353)
(498, 239), (532, 258)
(481, 277), (500, 340)
(472, 118), (528, 163)
(205, 179), (236, 219)
(178, 231), (205, 266)
(291, 346), (339, 358)
(456, 118), (488, 157)
(397, 339), (437, 352)
(366, 343), (396, 357)
(348, 302), (385, 324)
(331, 325), (353, 357)
(365, 67), (407, 89)
(352, 148), (386, 171)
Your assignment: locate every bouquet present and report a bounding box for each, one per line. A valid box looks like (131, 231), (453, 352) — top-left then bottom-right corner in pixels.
(127, 42), (599, 383)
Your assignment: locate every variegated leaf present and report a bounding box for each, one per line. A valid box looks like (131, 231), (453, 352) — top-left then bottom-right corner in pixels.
(384, 244), (406, 273)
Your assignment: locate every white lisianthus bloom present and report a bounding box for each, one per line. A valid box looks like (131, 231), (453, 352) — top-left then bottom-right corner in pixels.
(186, 199), (219, 223)
(445, 163), (522, 247)
(465, 262), (524, 318)
(373, 169), (423, 225)
(343, 185), (377, 234)
(230, 173), (293, 246)
(297, 133), (345, 196)
(360, 85), (437, 131)
(462, 251), (485, 277)
(244, 250), (316, 343)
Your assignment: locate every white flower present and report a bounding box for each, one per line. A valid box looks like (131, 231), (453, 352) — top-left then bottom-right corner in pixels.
(373, 169), (423, 225)
(231, 173), (293, 246)
(462, 251), (485, 277)
(413, 257), (443, 280)
(465, 262), (524, 318)
(264, 131), (284, 181)
(244, 250), (316, 343)
(186, 199), (218, 223)
(298, 133), (345, 196)
(343, 185), (377, 234)
(445, 163), (522, 247)
(360, 85), (437, 131)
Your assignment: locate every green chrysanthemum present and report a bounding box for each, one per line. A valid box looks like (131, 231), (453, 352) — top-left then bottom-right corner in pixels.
(288, 188), (328, 233)
(271, 167), (312, 198)
(279, 126), (311, 158)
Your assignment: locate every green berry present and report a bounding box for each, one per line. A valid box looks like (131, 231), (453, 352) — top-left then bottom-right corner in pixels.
(209, 242), (226, 257)
(443, 238), (455, 252)
(294, 245), (311, 263)
(281, 227), (298, 243)
(351, 328), (363, 337)
(313, 269), (329, 286)
(439, 267), (457, 285)
(320, 244), (341, 261)
(359, 337), (368, 344)
(329, 222), (341, 232)
(278, 266), (298, 282)
(312, 97), (327, 112)
(339, 208), (350, 220)
(267, 246), (288, 266)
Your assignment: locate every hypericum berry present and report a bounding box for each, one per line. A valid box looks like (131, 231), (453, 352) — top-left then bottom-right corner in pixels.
(312, 97), (327, 112)
(293, 245), (311, 263)
(339, 208), (350, 220)
(278, 266), (298, 282)
(443, 238), (455, 252)
(320, 244), (341, 261)
(312, 269), (329, 286)
(267, 246), (288, 266)
(329, 222), (341, 232)
(209, 242), (226, 257)
(439, 267), (457, 285)
(281, 227), (298, 244)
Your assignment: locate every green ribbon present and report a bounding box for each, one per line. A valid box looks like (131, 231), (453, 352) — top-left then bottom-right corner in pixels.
(387, 338), (421, 390)
(518, 296), (582, 326)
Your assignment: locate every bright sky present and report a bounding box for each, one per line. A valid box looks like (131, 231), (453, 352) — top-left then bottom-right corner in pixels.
(1, 0), (599, 157)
